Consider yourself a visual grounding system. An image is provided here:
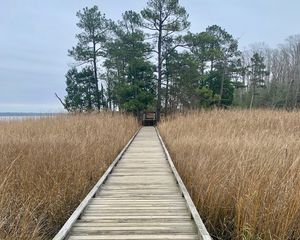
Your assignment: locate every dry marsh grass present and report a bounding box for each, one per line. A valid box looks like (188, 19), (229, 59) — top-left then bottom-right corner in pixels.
(0, 113), (138, 239)
(159, 110), (300, 240)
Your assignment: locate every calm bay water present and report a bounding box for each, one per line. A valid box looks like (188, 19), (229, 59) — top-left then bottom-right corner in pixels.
(0, 113), (60, 121)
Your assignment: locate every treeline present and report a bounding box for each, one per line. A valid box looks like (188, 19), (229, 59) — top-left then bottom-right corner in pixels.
(237, 38), (300, 109)
(60, 0), (300, 119)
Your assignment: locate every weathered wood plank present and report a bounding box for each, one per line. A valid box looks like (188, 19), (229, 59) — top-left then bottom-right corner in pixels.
(68, 235), (199, 240)
(73, 222), (194, 227)
(80, 215), (193, 220)
(70, 227), (197, 235)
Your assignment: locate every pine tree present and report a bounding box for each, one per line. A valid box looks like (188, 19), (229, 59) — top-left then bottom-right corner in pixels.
(249, 53), (269, 109)
(105, 11), (155, 115)
(64, 67), (97, 111)
(68, 6), (110, 110)
(141, 0), (190, 121)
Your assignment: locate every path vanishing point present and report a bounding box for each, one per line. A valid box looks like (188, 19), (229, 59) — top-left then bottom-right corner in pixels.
(53, 127), (212, 240)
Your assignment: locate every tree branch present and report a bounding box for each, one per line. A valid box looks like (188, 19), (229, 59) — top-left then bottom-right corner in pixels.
(161, 43), (188, 62)
(142, 23), (159, 31)
(55, 93), (67, 109)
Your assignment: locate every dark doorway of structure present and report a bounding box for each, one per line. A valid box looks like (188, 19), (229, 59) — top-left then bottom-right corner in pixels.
(142, 111), (157, 126)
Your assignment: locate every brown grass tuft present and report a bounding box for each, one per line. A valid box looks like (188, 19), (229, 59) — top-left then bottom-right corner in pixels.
(0, 113), (138, 239)
(159, 110), (300, 240)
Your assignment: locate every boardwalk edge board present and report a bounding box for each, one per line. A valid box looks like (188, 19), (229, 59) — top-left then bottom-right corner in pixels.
(155, 127), (212, 240)
(53, 127), (142, 240)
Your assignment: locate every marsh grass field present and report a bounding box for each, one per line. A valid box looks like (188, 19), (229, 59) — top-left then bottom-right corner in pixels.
(159, 110), (300, 240)
(1, 110), (300, 239)
(0, 113), (138, 239)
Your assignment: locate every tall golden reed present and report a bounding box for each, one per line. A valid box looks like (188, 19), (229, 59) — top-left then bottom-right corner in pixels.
(0, 113), (138, 239)
(159, 110), (300, 240)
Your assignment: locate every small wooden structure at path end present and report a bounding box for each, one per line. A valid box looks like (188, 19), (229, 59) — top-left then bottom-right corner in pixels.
(54, 127), (212, 240)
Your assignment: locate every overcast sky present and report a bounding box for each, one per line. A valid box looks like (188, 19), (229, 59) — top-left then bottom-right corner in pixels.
(1, 0), (299, 112)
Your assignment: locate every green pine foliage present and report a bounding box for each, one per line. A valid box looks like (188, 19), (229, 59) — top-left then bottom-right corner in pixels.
(63, 1), (286, 114)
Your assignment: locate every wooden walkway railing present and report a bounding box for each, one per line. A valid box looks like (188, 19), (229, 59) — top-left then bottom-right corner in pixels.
(53, 127), (211, 240)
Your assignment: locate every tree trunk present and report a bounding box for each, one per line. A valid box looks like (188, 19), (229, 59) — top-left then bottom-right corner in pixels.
(165, 69), (169, 116)
(156, 21), (162, 122)
(250, 83), (255, 110)
(87, 77), (92, 111)
(219, 62), (226, 107)
(106, 71), (112, 110)
(93, 40), (101, 110)
(100, 84), (105, 109)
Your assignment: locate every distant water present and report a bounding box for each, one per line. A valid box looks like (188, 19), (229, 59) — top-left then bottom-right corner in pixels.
(0, 113), (60, 121)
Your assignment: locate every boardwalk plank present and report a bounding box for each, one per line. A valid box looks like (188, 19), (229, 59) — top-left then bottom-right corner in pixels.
(68, 235), (199, 240)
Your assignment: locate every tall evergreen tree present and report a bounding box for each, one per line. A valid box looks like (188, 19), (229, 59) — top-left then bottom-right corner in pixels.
(141, 0), (190, 121)
(105, 11), (155, 115)
(68, 6), (110, 110)
(184, 31), (215, 74)
(184, 26), (240, 107)
(205, 25), (240, 106)
(249, 53), (269, 109)
(64, 67), (97, 111)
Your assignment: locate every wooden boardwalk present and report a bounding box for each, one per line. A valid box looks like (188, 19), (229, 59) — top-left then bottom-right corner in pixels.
(54, 127), (211, 240)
